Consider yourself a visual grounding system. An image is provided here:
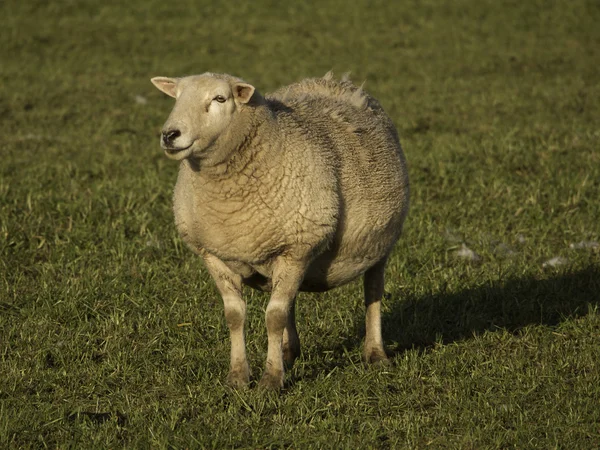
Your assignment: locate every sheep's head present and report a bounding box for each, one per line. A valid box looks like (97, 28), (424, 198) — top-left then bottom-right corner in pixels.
(151, 73), (256, 161)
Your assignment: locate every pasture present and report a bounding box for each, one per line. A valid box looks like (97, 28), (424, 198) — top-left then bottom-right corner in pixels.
(1, 0), (599, 447)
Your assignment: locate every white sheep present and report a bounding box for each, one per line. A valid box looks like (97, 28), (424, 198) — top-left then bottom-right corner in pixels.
(151, 72), (409, 389)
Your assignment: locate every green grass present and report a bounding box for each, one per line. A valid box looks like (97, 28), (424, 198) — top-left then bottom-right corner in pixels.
(1, 0), (599, 447)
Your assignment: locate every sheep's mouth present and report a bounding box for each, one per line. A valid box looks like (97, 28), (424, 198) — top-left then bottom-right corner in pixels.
(164, 141), (194, 155)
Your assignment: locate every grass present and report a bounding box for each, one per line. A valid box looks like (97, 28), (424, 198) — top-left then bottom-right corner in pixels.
(1, 0), (599, 447)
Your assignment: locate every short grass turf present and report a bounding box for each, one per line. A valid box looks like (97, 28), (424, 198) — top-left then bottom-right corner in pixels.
(1, 0), (600, 448)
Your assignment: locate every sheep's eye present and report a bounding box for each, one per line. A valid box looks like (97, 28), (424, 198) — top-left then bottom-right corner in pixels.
(214, 95), (226, 103)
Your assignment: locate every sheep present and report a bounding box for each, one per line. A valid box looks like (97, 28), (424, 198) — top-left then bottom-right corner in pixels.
(151, 72), (409, 389)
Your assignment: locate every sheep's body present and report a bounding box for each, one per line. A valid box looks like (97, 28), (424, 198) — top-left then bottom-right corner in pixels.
(152, 72), (409, 389)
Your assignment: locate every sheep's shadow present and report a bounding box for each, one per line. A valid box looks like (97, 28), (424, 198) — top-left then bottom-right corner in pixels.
(294, 265), (600, 381)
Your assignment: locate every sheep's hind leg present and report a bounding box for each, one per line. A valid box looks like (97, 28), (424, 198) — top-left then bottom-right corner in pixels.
(282, 298), (300, 369)
(203, 254), (250, 388)
(260, 258), (307, 390)
(363, 259), (389, 364)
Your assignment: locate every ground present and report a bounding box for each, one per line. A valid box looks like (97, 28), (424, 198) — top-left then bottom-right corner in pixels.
(1, 0), (599, 447)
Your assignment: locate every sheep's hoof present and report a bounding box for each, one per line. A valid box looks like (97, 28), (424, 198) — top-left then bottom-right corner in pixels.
(363, 348), (389, 366)
(258, 371), (284, 390)
(226, 369), (250, 389)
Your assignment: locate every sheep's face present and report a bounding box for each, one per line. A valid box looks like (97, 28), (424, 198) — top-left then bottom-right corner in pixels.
(151, 74), (255, 161)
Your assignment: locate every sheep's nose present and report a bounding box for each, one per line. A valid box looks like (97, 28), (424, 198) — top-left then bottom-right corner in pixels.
(162, 129), (181, 145)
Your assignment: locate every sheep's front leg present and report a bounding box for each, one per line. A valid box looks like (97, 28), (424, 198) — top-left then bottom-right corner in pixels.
(260, 258), (307, 390)
(282, 299), (300, 368)
(203, 254), (250, 388)
(363, 259), (389, 364)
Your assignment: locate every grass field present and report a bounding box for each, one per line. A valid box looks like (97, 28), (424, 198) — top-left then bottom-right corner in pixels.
(1, 0), (600, 447)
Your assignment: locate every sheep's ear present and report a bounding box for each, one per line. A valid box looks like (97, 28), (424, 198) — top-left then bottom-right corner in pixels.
(151, 77), (179, 98)
(234, 83), (255, 104)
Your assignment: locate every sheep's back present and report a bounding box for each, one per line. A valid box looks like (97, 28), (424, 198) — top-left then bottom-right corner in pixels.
(266, 75), (409, 289)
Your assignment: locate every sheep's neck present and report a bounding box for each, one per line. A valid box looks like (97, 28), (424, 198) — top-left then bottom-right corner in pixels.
(191, 105), (276, 179)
